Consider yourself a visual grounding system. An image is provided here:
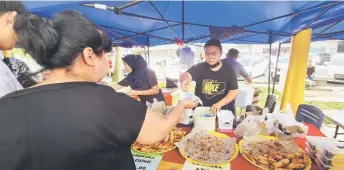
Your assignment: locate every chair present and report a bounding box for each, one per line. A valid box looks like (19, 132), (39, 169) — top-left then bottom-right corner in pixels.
(295, 104), (325, 129)
(264, 94), (277, 113)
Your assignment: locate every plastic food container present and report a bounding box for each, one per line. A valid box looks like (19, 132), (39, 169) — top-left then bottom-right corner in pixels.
(305, 142), (317, 159)
(193, 107), (216, 131)
(324, 145), (344, 160)
(315, 157), (343, 170)
(179, 109), (193, 125)
(217, 110), (234, 131)
(305, 147), (317, 160)
(316, 149), (344, 167)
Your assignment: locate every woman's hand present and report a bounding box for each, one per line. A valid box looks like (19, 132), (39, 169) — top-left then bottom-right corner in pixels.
(180, 99), (198, 109)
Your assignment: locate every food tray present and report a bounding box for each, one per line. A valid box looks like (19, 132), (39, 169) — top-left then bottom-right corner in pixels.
(239, 135), (312, 170)
(179, 131), (239, 167)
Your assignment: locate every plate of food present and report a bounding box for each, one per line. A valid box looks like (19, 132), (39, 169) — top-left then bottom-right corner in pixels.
(131, 127), (186, 154)
(175, 127), (238, 166)
(239, 135), (311, 170)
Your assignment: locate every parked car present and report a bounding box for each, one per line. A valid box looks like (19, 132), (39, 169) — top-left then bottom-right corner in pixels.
(327, 53), (344, 81)
(237, 55), (269, 79)
(270, 57), (290, 82)
(319, 53), (331, 65)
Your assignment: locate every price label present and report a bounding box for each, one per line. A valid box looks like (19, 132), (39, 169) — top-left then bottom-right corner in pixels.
(131, 151), (163, 170)
(182, 160), (230, 170)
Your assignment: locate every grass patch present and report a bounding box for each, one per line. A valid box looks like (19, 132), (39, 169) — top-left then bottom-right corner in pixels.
(253, 86), (344, 110)
(253, 87), (344, 127)
(253, 87), (282, 109)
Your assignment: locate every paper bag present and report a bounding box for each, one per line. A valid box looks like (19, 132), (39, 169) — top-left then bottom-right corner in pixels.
(179, 92), (203, 105)
(146, 99), (168, 116)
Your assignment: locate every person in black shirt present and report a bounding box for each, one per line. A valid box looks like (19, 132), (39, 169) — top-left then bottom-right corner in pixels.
(0, 10), (197, 170)
(113, 54), (166, 104)
(180, 39), (239, 114)
(307, 60), (315, 81)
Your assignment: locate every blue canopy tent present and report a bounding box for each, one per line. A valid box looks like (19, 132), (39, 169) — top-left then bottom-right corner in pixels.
(23, 1), (344, 46)
(23, 1), (344, 93)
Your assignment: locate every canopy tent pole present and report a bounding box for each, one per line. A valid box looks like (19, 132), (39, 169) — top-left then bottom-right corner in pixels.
(113, 46), (123, 83)
(281, 29), (312, 114)
(297, 3), (335, 34)
(115, 24), (180, 41)
(182, 0), (185, 41)
(147, 37), (150, 65)
(148, 1), (180, 39)
(272, 43), (282, 94)
(116, 0), (145, 11)
(316, 20), (343, 36)
(101, 25), (175, 42)
(268, 35), (272, 94)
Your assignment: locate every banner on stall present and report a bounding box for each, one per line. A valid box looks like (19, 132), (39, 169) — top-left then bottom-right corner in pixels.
(182, 160), (230, 170)
(131, 150), (163, 170)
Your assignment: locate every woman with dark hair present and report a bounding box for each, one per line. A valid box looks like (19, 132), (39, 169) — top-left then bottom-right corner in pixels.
(0, 10), (197, 170)
(113, 54), (165, 104)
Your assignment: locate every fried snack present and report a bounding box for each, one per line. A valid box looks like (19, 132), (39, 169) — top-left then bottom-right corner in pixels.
(291, 158), (303, 164)
(302, 154), (310, 165)
(132, 127), (186, 153)
(274, 159), (289, 168)
(241, 136), (310, 170)
(286, 154), (296, 159)
(287, 163), (305, 169)
(295, 152), (303, 158)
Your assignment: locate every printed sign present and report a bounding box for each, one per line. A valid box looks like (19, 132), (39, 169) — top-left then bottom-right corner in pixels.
(182, 160), (230, 170)
(131, 150), (163, 170)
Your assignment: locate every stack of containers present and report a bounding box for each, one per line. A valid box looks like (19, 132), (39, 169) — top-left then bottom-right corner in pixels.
(305, 136), (344, 170)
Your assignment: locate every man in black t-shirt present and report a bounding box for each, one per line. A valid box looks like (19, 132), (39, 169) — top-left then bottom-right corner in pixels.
(180, 39), (239, 114)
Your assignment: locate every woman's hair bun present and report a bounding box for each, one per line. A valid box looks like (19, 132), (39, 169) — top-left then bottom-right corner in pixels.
(14, 14), (59, 69)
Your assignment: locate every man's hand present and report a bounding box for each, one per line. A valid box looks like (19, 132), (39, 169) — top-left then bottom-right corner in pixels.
(128, 90), (138, 96)
(210, 102), (223, 113)
(180, 72), (192, 92)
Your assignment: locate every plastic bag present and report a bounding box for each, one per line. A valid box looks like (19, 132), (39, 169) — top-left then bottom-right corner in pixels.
(272, 103), (295, 127)
(146, 98), (168, 115)
(234, 115), (263, 137)
(260, 113), (275, 135)
(180, 92), (203, 105)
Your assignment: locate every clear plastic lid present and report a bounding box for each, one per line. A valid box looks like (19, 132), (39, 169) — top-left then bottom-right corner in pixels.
(305, 146), (316, 160)
(305, 136), (337, 149)
(315, 156), (344, 170)
(325, 144), (344, 159)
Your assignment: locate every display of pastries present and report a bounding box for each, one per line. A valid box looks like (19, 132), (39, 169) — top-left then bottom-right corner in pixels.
(240, 136), (311, 170)
(175, 128), (236, 164)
